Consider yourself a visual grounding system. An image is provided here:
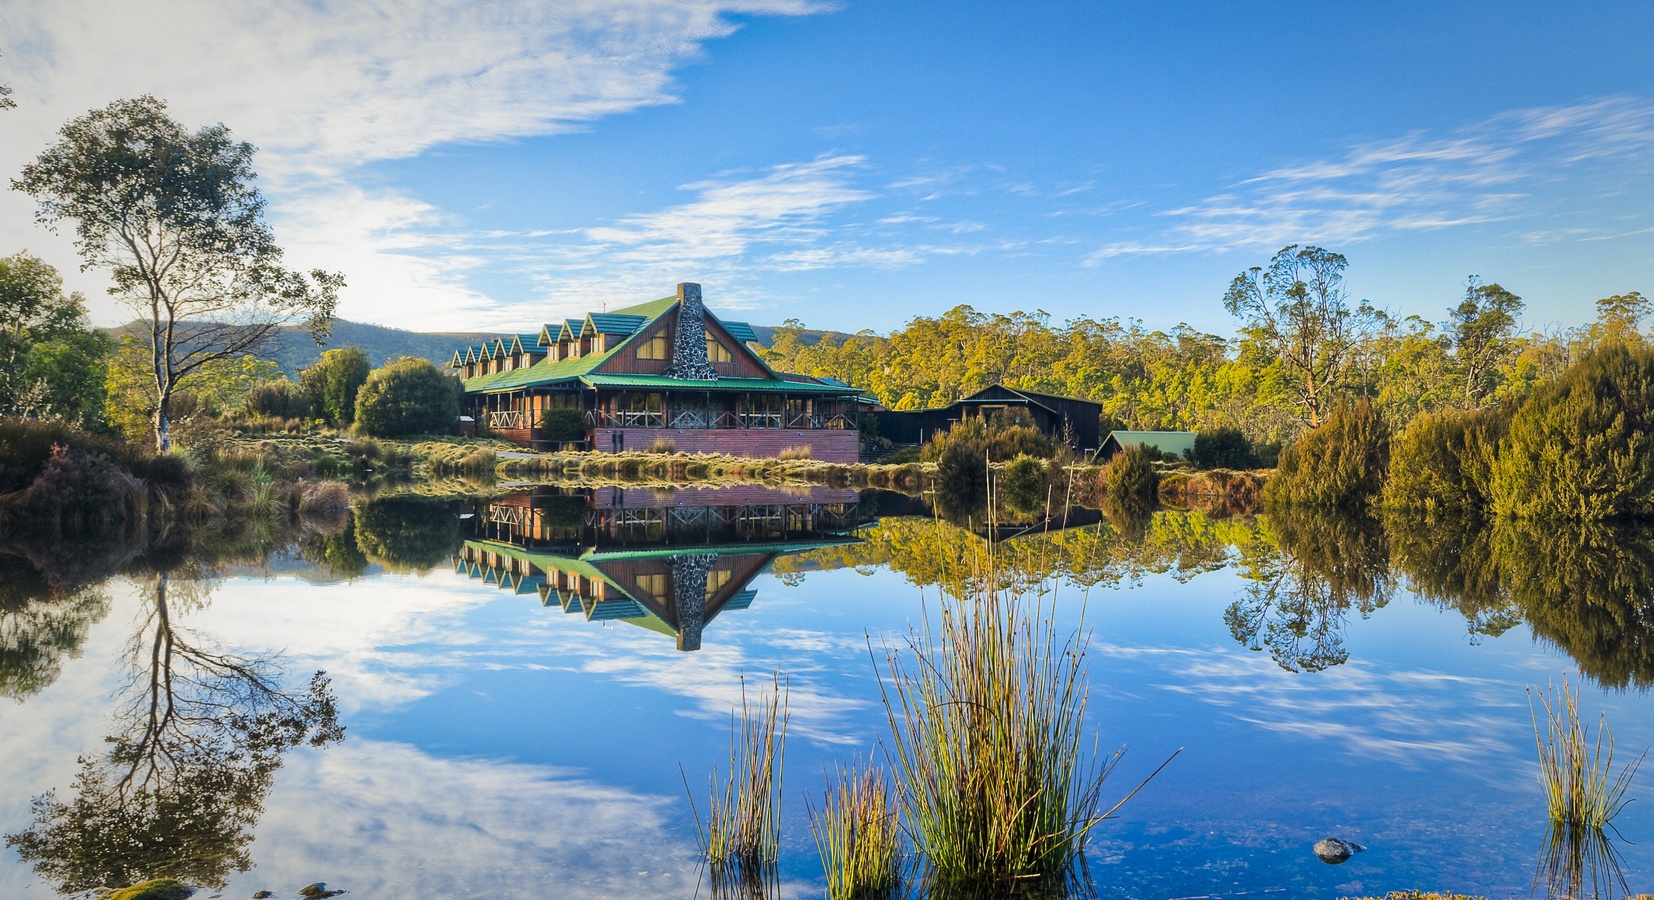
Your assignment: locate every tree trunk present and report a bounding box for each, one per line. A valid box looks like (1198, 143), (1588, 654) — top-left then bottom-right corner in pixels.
(154, 393), (171, 453)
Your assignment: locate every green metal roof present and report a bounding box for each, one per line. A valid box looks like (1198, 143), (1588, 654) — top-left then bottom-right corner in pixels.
(723, 321), (758, 343)
(608, 296), (678, 319)
(578, 374), (860, 394)
(1104, 430), (1198, 456)
(586, 313), (648, 335)
(464, 346), (617, 393)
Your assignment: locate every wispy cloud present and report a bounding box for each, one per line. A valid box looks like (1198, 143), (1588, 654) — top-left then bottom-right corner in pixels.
(1086, 96), (1654, 262)
(0, 0), (826, 328)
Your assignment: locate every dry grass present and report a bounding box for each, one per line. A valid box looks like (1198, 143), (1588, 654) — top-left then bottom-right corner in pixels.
(689, 674), (790, 875)
(778, 445), (813, 461)
(808, 762), (902, 899)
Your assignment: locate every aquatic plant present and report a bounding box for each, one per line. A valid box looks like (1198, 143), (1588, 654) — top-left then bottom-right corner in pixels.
(807, 762), (902, 899)
(690, 674), (790, 874)
(876, 556), (1175, 888)
(1529, 679), (1644, 831)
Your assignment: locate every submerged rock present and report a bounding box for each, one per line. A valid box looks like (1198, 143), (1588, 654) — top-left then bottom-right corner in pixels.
(1313, 837), (1366, 864)
(297, 885), (345, 899)
(252, 893), (274, 899)
(103, 880), (194, 900)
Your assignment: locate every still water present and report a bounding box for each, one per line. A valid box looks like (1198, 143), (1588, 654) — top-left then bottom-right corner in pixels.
(2, 484), (1651, 898)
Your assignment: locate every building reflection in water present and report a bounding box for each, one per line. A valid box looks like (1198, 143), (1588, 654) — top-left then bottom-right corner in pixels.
(455, 485), (866, 650)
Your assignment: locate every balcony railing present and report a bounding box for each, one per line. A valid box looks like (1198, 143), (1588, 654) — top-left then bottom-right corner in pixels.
(488, 410), (528, 430)
(585, 409), (853, 430)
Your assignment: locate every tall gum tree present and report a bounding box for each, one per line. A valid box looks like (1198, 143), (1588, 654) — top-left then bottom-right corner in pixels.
(14, 95), (342, 450)
(1223, 245), (1375, 428)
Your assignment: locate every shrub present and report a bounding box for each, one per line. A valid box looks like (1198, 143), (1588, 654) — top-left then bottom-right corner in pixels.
(882, 446), (921, 465)
(300, 346), (372, 426)
(1189, 427), (1258, 470)
(540, 407), (586, 443)
(778, 445), (811, 461)
(1100, 442), (1158, 514)
(354, 357), (462, 438)
(244, 379), (312, 420)
(0, 417), (147, 493)
(1264, 398), (1390, 510)
(649, 438), (678, 454)
(998, 453), (1050, 519)
(1384, 405), (1508, 515)
(934, 439), (988, 521)
(1491, 343), (1654, 520)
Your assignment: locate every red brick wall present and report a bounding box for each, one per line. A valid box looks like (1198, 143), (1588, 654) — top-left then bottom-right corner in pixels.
(592, 427), (859, 463)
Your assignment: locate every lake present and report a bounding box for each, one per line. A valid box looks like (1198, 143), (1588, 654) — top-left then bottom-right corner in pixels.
(2, 483), (1650, 899)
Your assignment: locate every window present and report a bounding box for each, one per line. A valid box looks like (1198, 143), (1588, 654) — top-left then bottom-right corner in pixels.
(705, 569), (732, 599)
(637, 333), (669, 360)
(635, 573), (669, 602)
(706, 336), (733, 363)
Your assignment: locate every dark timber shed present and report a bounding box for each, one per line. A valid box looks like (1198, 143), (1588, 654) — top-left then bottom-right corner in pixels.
(874, 384), (1103, 451)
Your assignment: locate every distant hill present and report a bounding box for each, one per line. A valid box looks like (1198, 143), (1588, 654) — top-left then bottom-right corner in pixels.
(107, 319), (504, 377)
(104, 318), (865, 376)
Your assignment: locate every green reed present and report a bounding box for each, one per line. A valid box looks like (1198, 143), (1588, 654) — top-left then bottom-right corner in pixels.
(1529, 679), (1644, 830)
(808, 762), (902, 899)
(876, 551), (1176, 888)
(688, 674), (790, 874)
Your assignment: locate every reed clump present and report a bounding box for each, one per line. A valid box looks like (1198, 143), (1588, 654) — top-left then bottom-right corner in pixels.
(808, 762), (902, 900)
(877, 558), (1174, 888)
(690, 674), (790, 876)
(1529, 679), (1644, 831)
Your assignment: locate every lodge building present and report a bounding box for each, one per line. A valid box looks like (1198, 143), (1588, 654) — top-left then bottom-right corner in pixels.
(450, 283), (862, 462)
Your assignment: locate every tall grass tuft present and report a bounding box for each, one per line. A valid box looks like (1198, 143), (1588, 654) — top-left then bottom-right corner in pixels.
(877, 558), (1176, 888)
(1529, 679), (1644, 831)
(689, 674), (790, 876)
(808, 762), (902, 899)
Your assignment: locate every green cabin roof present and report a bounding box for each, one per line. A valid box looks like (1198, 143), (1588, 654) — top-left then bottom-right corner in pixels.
(1104, 430), (1197, 457)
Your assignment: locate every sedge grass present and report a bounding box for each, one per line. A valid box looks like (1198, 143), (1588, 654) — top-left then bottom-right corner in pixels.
(876, 551), (1177, 888)
(687, 673), (790, 876)
(808, 762), (902, 899)
(1528, 679), (1644, 831)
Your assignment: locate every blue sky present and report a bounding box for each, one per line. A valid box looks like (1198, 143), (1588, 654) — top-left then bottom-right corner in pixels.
(3, 1), (1653, 335)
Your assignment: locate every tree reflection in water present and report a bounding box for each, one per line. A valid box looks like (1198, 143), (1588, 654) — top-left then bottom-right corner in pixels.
(5, 564), (344, 894)
(0, 553), (112, 701)
(1225, 508), (1393, 673)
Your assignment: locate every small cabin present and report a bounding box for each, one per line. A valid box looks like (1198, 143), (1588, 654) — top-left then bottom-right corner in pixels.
(873, 385), (1103, 452)
(1096, 430), (1197, 462)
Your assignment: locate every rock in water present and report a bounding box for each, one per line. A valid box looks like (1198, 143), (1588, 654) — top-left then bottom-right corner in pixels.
(1313, 837), (1366, 864)
(297, 885), (346, 899)
(252, 893), (274, 899)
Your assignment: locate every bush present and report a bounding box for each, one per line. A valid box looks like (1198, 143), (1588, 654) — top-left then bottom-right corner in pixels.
(998, 453), (1050, 519)
(1264, 398), (1390, 510)
(1189, 427), (1258, 470)
(244, 379), (312, 420)
(540, 406), (586, 443)
(300, 346), (372, 426)
(0, 417), (151, 494)
(354, 357), (462, 438)
(1384, 405), (1508, 515)
(934, 439), (988, 521)
(1491, 343), (1654, 520)
(1100, 442), (1158, 515)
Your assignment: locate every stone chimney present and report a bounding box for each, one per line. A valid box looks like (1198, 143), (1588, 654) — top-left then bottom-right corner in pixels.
(666, 282), (718, 381)
(671, 552), (718, 652)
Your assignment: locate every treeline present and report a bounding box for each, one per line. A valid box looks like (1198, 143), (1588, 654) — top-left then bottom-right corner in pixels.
(761, 246), (1640, 446)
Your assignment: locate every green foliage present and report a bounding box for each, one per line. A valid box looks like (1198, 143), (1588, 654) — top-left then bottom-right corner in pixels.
(540, 406), (586, 443)
(299, 346), (370, 425)
(998, 453), (1051, 520)
(352, 496), (460, 572)
(1264, 398), (1390, 510)
(1101, 443), (1159, 515)
(1448, 278), (1524, 404)
(353, 357), (461, 438)
(1189, 426), (1258, 469)
(0, 252), (111, 427)
(933, 439), (988, 522)
(1491, 343), (1654, 520)
(1383, 405), (1508, 514)
(244, 379), (311, 419)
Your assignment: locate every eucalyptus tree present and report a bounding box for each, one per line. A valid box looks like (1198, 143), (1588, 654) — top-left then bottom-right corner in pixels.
(14, 95), (343, 450)
(1223, 245), (1376, 427)
(0, 251), (107, 422)
(1447, 277), (1524, 405)
(0, 49), (15, 110)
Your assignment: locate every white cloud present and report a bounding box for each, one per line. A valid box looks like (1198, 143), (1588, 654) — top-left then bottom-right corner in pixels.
(0, 0), (824, 328)
(1086, 96), (1654, 263)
